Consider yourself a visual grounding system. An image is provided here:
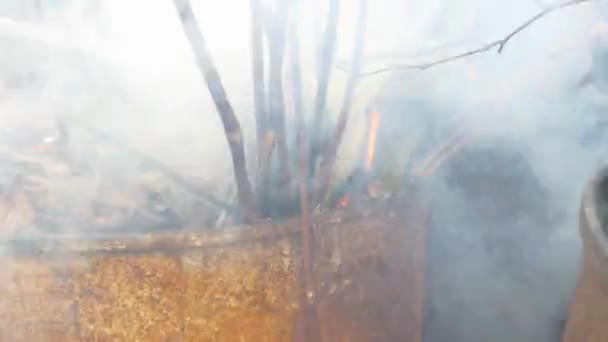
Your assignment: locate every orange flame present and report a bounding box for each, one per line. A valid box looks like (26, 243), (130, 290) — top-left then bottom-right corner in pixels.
(337, 195), (350, 208)
(365, 111), (380, 171)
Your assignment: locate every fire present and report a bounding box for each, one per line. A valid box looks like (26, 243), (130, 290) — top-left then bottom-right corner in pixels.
(365, 111), (380, 171)
(337, 195), (350, 208)
(335, 109), (475, 208)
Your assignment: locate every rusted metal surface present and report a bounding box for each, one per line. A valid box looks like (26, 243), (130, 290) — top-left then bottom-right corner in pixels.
(0, 205), (426, 342)
(563, 168), (608, 342)
(315, 204), (427, 342)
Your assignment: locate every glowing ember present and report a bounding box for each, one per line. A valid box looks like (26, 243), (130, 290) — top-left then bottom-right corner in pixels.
(336, 110), (381, 208)
(337, 195), (350, 208)
(365, 111), (380, 171)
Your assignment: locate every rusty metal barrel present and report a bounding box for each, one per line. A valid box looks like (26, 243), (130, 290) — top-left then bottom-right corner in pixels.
(0, 201), (427, 342)
(563, 168), (608, 341)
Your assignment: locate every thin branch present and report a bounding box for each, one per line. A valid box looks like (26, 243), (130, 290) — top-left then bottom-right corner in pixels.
(329, 0), (368, 157)
(287, 3), (321, 339)
(309, 0), (340, 151)
(290, 19), (305, 134)
(338, 0), (594, 78)
(290, 4), (312, 287)
(250, 0), (277, 216)
(340, 38), (474, 62)
(290, 8), (317, 340)
(172, 0), (257, 222)
(267, 0), (291, 186)
(313, 0), (368, 205)
(250, 0), (271, 197)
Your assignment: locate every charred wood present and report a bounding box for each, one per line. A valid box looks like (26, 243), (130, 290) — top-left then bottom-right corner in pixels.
(172, 0), (257, 222)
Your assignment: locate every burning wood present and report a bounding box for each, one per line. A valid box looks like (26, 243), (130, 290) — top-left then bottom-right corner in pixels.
(336, 195), (349, 208)
(334, 109), (384, 208)
(365, 111), (380, 172)
(334, 108), (477, 209)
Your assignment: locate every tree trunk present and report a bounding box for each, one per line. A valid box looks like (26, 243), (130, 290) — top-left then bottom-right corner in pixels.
(313, 0), (367, 206)
(172, 0), (257, 222)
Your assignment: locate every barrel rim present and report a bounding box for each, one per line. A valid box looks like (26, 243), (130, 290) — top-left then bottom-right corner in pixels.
(0, 211), (397, 256)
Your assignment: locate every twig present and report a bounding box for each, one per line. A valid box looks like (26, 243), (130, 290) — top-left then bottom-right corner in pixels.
(172, 0), (258, 222)
(335, 38), (474, 65)
(338, 0), (594, 78)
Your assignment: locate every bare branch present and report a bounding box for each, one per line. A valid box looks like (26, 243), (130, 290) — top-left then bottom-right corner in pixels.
(288, 4), (321, 339)
(290, 1), (315, 323)
(313, 0), (368, 206)
(250, 0), (278, 215)
(172, 0), (257, 222)
(341, 38), (474, 62)
(267, 0), (291, 185)
(310, 0), (340, 150)
(290, 20), (305, 130)
(250, 0), (271, 197)
(338, 0), (594, 78)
